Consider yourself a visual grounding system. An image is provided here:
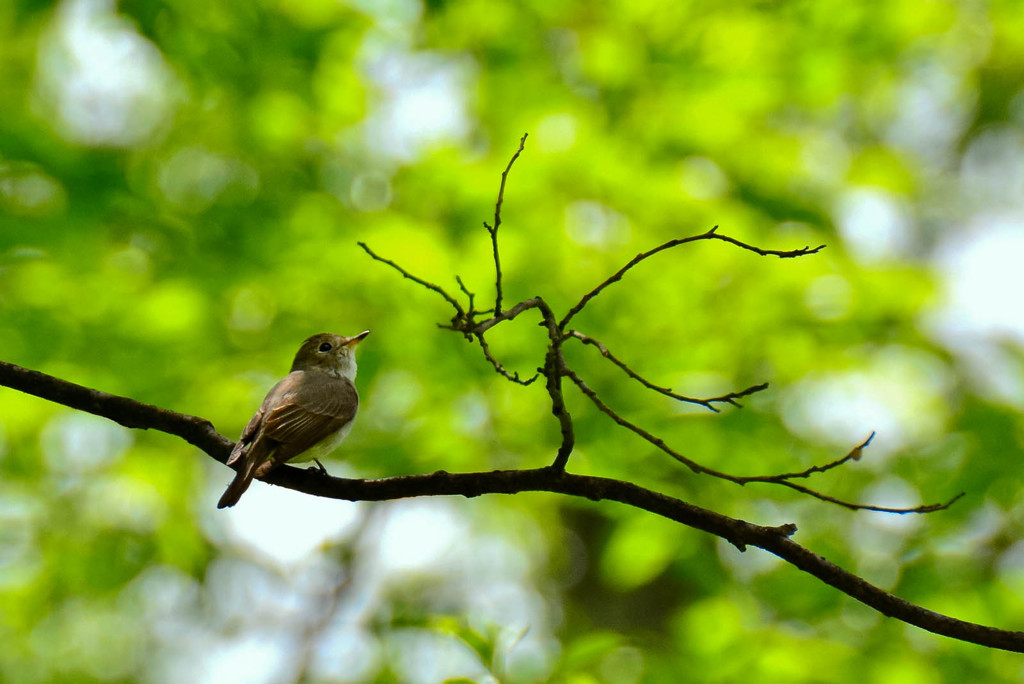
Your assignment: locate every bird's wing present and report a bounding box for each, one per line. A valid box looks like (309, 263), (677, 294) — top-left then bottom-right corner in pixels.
(226, 405), (267, 466)
(260, 371), (359, 462)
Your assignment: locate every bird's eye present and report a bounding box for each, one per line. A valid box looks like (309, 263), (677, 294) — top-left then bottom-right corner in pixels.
(318, 342), (333, 352)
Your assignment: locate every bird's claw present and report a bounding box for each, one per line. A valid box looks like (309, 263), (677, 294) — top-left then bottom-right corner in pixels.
(309, 458), (329, 476)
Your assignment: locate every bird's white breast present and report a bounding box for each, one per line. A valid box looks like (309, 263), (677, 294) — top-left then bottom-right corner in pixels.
(291, 407), (357, 464)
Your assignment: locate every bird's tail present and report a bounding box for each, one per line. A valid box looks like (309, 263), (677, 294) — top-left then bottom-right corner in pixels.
(217, 457), (260, 509)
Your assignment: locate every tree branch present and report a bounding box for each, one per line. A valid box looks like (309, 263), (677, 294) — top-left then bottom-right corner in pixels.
(359, 144), (946, 512)
(0, 360), (1017, 652)
(559, 226), (825, 330)
(532, 296), (575, 471)
(0, 360), (232, 460)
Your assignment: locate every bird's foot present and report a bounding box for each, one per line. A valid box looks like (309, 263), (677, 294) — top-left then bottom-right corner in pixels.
(309, 459), (330, 476)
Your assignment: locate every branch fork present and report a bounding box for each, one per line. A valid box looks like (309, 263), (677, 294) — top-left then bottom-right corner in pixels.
(359, 135), (957, 515)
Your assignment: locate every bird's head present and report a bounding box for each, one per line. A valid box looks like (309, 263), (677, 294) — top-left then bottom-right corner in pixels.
(291, 330), (370, 380)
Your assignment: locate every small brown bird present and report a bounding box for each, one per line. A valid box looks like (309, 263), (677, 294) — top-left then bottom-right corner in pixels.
(217, 331), (369, 509)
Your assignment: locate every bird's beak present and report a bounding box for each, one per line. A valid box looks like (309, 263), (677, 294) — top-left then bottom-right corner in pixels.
(347, 330), (370, 347)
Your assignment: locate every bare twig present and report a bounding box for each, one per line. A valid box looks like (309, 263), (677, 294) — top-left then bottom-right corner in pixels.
(475, 332), (539, 386)
(455, 277), (494, 318)
(361, 163), (939, 511)
(484, 133), (528, 316)
(567, 330), (769, 412)
(358, 141), (952, 517)
(763, 432), (876, 481)
(559, 226), (825, 329)
(358, 242), (465, 320)
(774, 481), (965, 514)
(455, 275), (477, 315)
(562, 367), (955, 514)
(564, 366), (749, 478)
(472, 298), (542, 335)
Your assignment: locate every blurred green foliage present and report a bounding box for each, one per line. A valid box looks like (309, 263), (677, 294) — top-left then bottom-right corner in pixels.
(3, 0), (1024, 681)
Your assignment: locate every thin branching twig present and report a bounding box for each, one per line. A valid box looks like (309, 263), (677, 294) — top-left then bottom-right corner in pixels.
(760, 431), (877, 480)
(475, 333), (539, 386)
(567, 330), (768, 412)
(358, 242), (465, 320)
(484, 133), (528, 316)
(561, 368), (956, 513)
(558, 226), (825, 329)
(359, 138), (957, 516)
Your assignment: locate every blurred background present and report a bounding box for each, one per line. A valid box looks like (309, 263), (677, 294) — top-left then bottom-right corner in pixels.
(2, 0), (1024, 681)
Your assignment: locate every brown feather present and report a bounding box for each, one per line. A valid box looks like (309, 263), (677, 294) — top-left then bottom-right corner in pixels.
(217, 454), (265, 508)
(226, 407), (266, 466)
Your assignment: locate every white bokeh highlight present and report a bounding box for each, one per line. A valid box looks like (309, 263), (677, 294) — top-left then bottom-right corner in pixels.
(835, 188), (913, 263)
(926, 217), (1024, 405)
(34, 0), (177, 147)
(782, 346), (952, 456)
